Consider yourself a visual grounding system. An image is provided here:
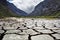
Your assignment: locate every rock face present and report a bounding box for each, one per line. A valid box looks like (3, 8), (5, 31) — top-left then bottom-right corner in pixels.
(0, 0), (7, 5)
(0, 0), (28, 16)
(0, 18), (60, 40)
(7, 2), (28, 16)
(29, 0), (60, 16)
(0, 0), (20, 17)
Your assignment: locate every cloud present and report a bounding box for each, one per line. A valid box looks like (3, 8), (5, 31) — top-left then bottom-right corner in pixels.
(7, 0), (44, 14)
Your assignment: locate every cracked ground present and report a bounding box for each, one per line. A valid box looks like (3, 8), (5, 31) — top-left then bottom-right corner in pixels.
(0, 18), (60, 40)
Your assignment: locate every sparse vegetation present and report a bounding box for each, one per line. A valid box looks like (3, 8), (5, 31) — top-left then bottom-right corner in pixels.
(0, 3), (19, 18)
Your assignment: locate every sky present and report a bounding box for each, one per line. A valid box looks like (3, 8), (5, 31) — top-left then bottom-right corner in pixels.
(7, 0), (44, 14)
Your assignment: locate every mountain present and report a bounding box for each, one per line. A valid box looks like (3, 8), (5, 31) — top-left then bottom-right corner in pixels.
(7, 0), (44, 14)
(0, 0), (60, 17)
(7, 2), (28, 16)
(0, 0), (6, 5)
(29, 0), (60, 17)
(0, 0), (27, 17)
(0, 0), (19, 17)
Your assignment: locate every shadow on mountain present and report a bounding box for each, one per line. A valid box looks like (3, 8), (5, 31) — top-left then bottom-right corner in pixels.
(0, 0), (60, 17)
(29, 0), (60, 16)
(7, 2), (28, 16)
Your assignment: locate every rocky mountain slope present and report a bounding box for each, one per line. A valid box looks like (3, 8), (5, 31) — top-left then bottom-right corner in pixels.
(7, 2), (28, 16)
(29, 0), (60, 17)
(0, 0), (19, 17)
(0, 0), (60, 17)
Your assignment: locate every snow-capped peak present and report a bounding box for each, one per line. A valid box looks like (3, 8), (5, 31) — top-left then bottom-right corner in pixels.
(7, 0), (44, 14)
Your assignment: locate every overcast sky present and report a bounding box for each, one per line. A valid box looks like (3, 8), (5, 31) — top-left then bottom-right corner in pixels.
(7, 0), (44, 14)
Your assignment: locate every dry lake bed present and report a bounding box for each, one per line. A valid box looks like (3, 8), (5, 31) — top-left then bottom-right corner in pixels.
(0, 17), (60, 40)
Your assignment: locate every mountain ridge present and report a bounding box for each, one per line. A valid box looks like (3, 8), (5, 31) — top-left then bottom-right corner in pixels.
(0, 0), (60, 17)
(0, 0), (19, 17)
(29, 0), (60, 16)
(7, 1), (28, 16)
